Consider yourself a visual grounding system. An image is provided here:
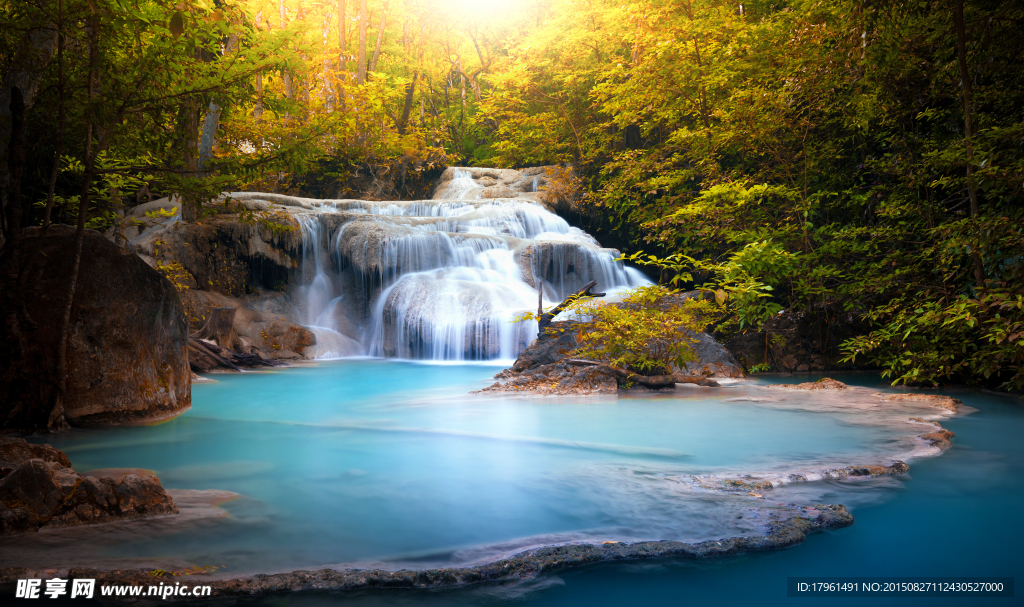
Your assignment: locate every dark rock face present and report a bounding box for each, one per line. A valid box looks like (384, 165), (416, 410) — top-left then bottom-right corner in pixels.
(685, 331), (745, 378)
(724, 309), (871, 373)
(0, 225), (191, 433)
(187, 291), (318, 360)
(131, 213), (304, 301)
(511, 322), (586, 372)
(0, 437), (177, 535)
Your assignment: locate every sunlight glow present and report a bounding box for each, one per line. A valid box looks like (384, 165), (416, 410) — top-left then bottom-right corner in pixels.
(445, 0), (521, 20)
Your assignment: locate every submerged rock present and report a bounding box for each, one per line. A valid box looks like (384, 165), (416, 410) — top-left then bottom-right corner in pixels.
(881, 392), (962, 413)
(766, 378), (849, 390)
(920, 429), (956, 450)
(689, 460), (912, 495)
(0, 437), (176, 535)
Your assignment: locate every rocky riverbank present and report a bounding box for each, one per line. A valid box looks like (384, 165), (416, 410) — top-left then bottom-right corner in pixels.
(0, 437), (177, 535)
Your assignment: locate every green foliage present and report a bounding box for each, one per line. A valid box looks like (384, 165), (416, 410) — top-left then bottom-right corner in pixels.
(479, 0), (1024, 391)
(6, 0), (1023, 390)
(840, 287), (1024, 391)
(565, 285), (723, 376)
(621, 242), (791, 331)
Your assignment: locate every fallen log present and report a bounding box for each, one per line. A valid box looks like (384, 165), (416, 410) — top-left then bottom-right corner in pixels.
(187, 342), (219, 373)
(538, 280), (606, 332)
(187, 337), (287, 373)
(189, 338), (242, 371)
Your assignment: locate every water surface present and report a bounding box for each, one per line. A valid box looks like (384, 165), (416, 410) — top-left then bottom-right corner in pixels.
(11, 363), (959, 582)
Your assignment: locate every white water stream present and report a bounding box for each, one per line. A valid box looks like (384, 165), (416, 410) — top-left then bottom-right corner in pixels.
(291, 168), (647, 361)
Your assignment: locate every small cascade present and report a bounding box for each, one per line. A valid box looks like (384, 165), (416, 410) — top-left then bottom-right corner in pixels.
(286, 167), (648, 361)
(431, 168), (480, 200)
(295, 212), (366, 358)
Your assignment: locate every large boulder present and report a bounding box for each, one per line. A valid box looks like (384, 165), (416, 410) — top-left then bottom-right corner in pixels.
(0, 438), (71, 477)
(510, 315), (744, 381)
(129, 214), (302, 298)
(186, 290), (323, 359)
(511, 321), (586, 372)
(0, 225), (191, 432)
(488, 313), (744, 395)
(0, 437), (177, 535)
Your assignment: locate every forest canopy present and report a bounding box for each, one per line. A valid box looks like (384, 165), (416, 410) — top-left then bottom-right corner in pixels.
(1, 0), (1022, 390)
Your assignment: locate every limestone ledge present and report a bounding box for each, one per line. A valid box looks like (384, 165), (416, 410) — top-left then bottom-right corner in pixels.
(766, 379), (960, 453)
(0, 505), (852, 598)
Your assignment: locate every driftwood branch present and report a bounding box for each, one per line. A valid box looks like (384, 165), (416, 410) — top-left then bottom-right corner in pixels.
(188, 338), (241, 371)
(538, 280), (605, 331)
(187, 337), (286, 373)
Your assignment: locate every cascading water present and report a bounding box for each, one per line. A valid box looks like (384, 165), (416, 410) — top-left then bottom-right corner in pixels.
(432, 168), (481, 200)
(290, 167), (648, 361)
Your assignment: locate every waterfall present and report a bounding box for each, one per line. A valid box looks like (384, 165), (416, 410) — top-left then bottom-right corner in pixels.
(431, 168), (480, 200)
(288, 167), (648, 361)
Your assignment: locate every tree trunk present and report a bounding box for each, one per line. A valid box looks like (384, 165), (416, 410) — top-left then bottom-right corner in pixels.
(564, 359), (680, 389)
(338, 0), (347, 70)
(953, 0), (985, 289)
(280, 0), (293, 98)
(188, 337), (285, 372)
(42, 21), (65, 232)
(4, 88), (26, 243)
(255, 73), (264, 122)
(538, 280), (606, 332)
(254, 11), (264, 123)
(52, 12), (103, 432)
(0, 25), (59, 244)
(188, 338), (242, 372)
(356, 0), (368, 84)
(197, 35), (237, 172)
(195, 307), (237, 348)
(397, 70), (418, 134)
(197, 100), (221, 172)
(369, 2), (387, 76)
